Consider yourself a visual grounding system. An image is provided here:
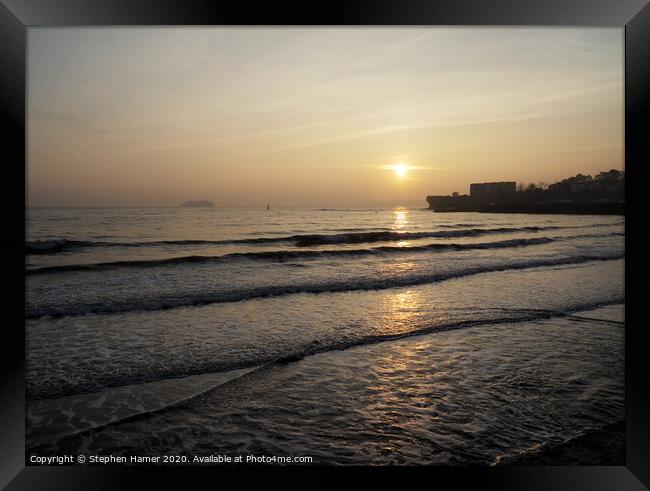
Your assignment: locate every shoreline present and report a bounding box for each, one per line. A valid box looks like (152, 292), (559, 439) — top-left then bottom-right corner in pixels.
(426, 202), (624, 215)
(28, 303), (625, 464)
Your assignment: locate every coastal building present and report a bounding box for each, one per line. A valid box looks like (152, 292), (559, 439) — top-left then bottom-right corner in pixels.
(547, 170), (624, 196)
(469, 182), (517, 202)
(426, 171), (623, 214)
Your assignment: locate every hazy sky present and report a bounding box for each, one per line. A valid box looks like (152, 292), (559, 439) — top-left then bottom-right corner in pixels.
(28, 27), (623, 208)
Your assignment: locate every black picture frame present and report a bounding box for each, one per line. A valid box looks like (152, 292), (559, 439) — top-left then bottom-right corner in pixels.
(2, 0), (648, 489)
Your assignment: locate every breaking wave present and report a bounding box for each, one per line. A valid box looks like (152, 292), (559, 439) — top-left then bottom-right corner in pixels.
(25, 223), (621, 254)
(26, 253), (624, 319)
(27, 237), (557, 275)
(27, 299), (623, 401)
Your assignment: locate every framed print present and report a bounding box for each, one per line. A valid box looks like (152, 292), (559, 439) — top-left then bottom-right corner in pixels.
(1, 0), (649, 489)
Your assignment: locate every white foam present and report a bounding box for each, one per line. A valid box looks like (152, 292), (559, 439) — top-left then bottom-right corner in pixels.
(27, 366), (259, 447)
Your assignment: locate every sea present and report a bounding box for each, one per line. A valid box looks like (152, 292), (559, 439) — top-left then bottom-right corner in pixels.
(25, 207), (625, 464)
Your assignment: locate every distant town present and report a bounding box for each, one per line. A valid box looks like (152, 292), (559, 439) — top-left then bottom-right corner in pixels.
(427, 169), (624, 214)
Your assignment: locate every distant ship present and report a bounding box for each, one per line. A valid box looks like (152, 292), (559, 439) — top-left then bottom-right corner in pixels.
(181, 199), (215, 208)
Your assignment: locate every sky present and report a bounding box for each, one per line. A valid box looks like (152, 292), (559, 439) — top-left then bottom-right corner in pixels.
(27, 27), (623, 208)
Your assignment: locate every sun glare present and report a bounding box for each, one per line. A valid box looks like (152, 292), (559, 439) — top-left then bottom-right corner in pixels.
(395, 163), (408, 177)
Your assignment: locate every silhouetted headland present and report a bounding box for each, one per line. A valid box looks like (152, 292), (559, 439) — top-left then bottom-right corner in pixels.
(181, 199), (215, 208)
(427, 169), (624, 215)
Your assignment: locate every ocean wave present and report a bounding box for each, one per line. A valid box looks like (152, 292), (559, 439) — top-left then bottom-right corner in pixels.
(261, 299), (625, 369)
(26, 239), (95, 254)
(25, 222), (624, 255)
(26, 237), (558, 275)
(25, 253), (624, 319)
(27, 366), (262, 446)
(26, 232), (624, 275)
(283, 227), (561, 246)
(26, 299), (623, 405)
(286, 223), (622, 246)
(25, 225), (597, 254)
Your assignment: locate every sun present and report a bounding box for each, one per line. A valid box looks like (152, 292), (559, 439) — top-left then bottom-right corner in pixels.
(394, 163), (408, 177)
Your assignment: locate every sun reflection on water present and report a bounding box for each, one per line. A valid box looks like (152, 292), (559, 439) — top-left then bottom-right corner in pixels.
(379, 260), (416, 277)
(383, 289), (424, 334)
(392, 208), (409, 230)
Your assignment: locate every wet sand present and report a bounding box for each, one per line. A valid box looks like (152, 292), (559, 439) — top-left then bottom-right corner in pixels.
(503, 421), (625, 465)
